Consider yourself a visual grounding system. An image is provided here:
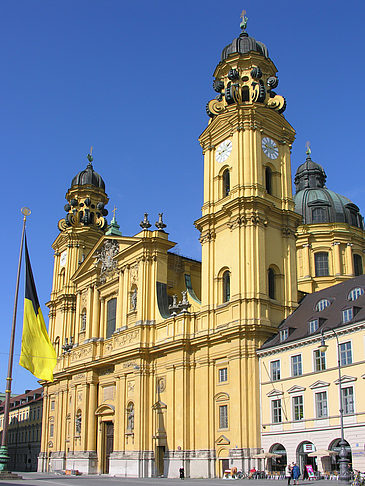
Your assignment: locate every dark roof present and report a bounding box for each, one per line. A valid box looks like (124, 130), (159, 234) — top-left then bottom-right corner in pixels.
(71, 162), (105, 191)
(0, 387), (43, 413)
(221, 31), (269, 61)
(260, 275), (365, 350)
(294, 155), (364, 229)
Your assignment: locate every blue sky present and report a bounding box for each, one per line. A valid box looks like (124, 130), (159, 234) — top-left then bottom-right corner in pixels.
(1, 0), (364, 393)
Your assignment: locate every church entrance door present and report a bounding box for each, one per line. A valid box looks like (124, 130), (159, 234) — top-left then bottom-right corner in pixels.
(104, 421), (114, 474)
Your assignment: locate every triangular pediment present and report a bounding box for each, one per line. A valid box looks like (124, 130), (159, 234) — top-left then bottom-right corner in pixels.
(287, 385), (306, 394)
(334, 375), (357, 385)
(216, 435), (230, 445)
(310, 380), (330, 389)
(152, 400), (167, 410)
(73, 234), (141, 282)
(266, 389), (283, 397)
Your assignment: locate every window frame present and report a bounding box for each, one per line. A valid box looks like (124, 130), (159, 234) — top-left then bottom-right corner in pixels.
(348, 287), (364, 301)
(342, 308), (354, 324)
(270, 360), (281, 381)
(314, 252), (329, 277)
(219, 404), (228, 429)
(272, 399), (282, 424)
(339, 341), (352, 366)
(341, 386), (354, 415)
(218, 367), (228, 383)
(315, 391), (328, 418)
(223, 271), (231, 303)
(291, 354), (303, 377)
(292, 395), (304, 421)
(309, 319), (319, 333)
(106, 297), (117, 338)
(279, 328), (288, 342)
(313, 349), (326, 372)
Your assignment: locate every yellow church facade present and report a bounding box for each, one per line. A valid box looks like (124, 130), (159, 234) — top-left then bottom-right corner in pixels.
(38, 19), (365, 478)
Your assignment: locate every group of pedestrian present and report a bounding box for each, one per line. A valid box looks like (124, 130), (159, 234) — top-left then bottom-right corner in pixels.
(286, 462), (300, 485)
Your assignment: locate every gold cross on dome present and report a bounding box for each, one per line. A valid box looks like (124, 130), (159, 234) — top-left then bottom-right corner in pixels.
(112, 206), (117, 219)
(305, 141), (311, 156)
(90, 146), (93, 155)
(241, 9), (246, 21)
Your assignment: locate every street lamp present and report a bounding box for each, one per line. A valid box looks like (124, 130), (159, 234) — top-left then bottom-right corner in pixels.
(318, 328), (350, 482)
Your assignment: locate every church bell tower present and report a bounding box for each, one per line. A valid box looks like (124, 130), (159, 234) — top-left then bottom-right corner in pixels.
(48, 152), (109, 353)
(195, 15), (300, 326)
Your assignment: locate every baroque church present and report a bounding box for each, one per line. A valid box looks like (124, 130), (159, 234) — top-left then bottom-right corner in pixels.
(38, 18), (365, 478)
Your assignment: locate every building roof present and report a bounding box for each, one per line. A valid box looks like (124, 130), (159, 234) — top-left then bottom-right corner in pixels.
(294, 155), (364, 229)
(71, 161), (105, 191)
(260, 275), (365, 350)
(0, 387), (43, 413)
(221, 31), (269, 61)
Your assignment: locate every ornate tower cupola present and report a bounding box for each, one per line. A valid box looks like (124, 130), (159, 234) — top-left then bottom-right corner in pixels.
(206, 13), (286, 119)
(58, 151), (109, 232)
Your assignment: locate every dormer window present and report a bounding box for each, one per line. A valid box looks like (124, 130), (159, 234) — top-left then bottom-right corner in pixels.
(342, 308), (354, 323)
(309, 319), (319, 333)
(315, 299), (331, 312)
(312, 207), (326, 223)
(348, 287), (364, 301)
(279, 328), (288, 342)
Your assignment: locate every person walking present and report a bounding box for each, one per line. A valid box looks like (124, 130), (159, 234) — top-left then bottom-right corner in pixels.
(292, 463), (300, 485)
(286, 463), (293, 485)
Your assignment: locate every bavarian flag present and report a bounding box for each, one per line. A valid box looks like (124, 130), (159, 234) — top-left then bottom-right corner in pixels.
(19, 236), (57, 381)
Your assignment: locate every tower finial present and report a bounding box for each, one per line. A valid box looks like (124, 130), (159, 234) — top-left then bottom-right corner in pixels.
(240, 9), (248, 32)
(112, 205), (117, 220)
(305, 141), (311, 157)
(87, 146), (94, 163)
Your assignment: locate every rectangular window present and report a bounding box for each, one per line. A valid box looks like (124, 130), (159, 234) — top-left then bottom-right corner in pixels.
(309, 319), (319, 333)
(342, 387), (354, 415)
(272, 399), (282, 423)
(342, 308), (353, 324)
(340, 342), (352, 365)
(315, 391), (328, 418)
(293, 395), (304, 421)
(270, 360), (281, 381)
(219, 405), (228, 429)
(50, 400), (55, 411)
(291, 355), (303, 376)
(279, 329), (288, 341)
(49, 424), (54, 438)
(314, 349), (326, 371)
(218, 368), (228, 382)
(315, 252), (329, 277)
(106, 298), (117, 338)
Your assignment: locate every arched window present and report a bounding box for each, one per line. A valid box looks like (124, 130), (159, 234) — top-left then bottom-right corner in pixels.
(126, 402), (135, 431)
(353, 254), (363, 276)
(106, 298), (117, 338)
(312, 207), (326, 223)
(223, 271), (230, 303)
(80, 309), (87, 331)
(265, 167), (272, 195)
(222, 169), (230, 197)
(314, 252), (329, 277)
(268, 268), (275, 299)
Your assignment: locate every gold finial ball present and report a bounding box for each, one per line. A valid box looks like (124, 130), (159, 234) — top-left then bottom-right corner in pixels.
(21, 207), (31, 216)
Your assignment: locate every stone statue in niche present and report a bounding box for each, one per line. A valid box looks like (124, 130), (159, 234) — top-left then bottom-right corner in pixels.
(75, 413), (82, 435)
(130, 288), (137, 311)
(127, 403), (134, 431)
(80, 311), (86, 331)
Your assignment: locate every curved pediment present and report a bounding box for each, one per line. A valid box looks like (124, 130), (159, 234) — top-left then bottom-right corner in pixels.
(95, 403), (115, 416)
(214, 392), (230, 402)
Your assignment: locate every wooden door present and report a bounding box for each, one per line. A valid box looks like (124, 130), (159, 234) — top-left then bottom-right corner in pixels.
(104, 421), (114, 473)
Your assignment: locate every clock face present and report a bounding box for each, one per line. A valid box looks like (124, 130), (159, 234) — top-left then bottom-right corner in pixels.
(215, 139), (232, 163)
(262, 137), (279, 160)
(60, 251), (67, 267)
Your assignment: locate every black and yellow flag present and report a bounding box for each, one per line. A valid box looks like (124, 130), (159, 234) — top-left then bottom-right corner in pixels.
(19, 236), (57, 381)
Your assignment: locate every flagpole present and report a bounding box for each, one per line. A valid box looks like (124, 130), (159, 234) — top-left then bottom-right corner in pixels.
(0, 207), (31, 473)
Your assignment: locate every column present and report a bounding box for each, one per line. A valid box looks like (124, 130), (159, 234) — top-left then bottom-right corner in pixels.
(302, 243), (311, 278)
(86, 286), (93, 339)
(114, 376), (122, 451)
(87, 382), (97, 451)
(346, 243), (354, 276)
(116, 271), (124, 329)
(91, 286), (100, 338)
(99, 298), (105, 338)
(333, 242), (341, 275)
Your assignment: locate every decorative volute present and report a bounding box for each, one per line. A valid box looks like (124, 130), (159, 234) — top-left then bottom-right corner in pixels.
(206, 15), (286, 118)
(58, 151), (109, 232)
